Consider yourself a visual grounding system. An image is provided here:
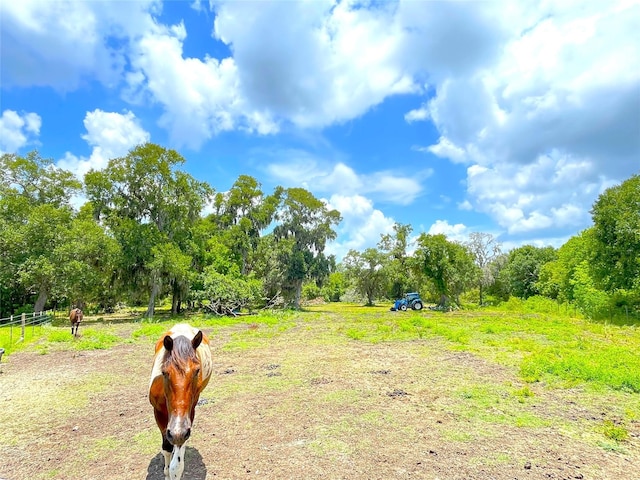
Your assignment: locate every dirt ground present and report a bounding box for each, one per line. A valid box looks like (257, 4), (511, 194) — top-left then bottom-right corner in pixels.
(0, 317), (638, 480)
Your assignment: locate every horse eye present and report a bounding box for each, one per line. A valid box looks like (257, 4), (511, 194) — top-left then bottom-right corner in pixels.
(162, 371), (168, 377)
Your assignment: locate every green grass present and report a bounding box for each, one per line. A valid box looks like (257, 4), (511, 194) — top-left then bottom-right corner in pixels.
(323, 303), (640, 394)
(0, 323), (50, 355)
(4, 300), (640, 478)
(601, 420), (629, 442)
(6, 303), (640, 396)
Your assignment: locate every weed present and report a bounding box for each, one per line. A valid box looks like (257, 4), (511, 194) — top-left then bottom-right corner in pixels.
(512, 385), (535, 402)
(601, 420), (629, 442)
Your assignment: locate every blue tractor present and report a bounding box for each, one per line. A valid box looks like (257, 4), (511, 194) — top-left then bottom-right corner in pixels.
(390, 292), (424, 311)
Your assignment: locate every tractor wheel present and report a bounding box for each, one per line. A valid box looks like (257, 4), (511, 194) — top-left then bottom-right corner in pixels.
(412, 301), (423, 311)
(400, 304), (408, 311)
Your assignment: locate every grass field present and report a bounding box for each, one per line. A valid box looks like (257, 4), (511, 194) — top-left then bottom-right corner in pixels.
(1, 302), (639, 479)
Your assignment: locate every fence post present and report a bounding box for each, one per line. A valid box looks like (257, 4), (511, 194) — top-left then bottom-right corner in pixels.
(21, 312), (26, 341)
(10, 314), (13, 345)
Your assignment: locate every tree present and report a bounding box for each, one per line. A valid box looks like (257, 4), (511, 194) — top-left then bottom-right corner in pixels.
(209, 176), (283, 275)
(590, 174), (640, 293)
(85, 143), (213, 316)
(412, 234), (479, 307)
(322, 271), (347, 302)
(273, 188), (341, 309)
(465, 232), (502, 305)
(53, 205), (122, 312)
(378, 223), (415, 299)
(343, 248), (387, 306)
(0, 152), (82, 313)
(500, 245), (557, 299)
(536, 229), (595, 302)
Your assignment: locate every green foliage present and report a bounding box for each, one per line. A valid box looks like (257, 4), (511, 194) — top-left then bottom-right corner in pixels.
(196, 267), (264, 313)
(0, 152), (88, 314)
(273, 188), (342, 308)
(378, 223), (417, 299)
(536, 229), (596, 303)
(591, 174), (640, 293)
(500, 245), (557, 299)
(520, 345), (640, 392)
(412, 233), (480, 306)
(571, 261), (610, 318)
(322, 272), (346, 302)
(465, 232), (502, 304)
(208, 175), (283, 275)
(494, 295), (567, 315)
(302, 282), (322, 300)
(342, 248), (387, 306)
(601, 420), (629, 442)
(85, 143), (213, 316)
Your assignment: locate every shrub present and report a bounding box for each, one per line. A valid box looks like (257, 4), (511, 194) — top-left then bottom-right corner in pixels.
(302, 282), (321, 300)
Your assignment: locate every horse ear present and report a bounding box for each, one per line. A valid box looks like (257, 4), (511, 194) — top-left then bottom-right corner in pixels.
(192, 330), (203, 349)
(163, 335), (174, 351)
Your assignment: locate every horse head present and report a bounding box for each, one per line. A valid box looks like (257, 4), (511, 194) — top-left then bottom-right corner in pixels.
(161, 330), (204, 447)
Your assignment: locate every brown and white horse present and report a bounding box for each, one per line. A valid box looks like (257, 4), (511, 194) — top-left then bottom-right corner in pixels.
(69, 308), (83, 336)
(149, 324), (213, 480)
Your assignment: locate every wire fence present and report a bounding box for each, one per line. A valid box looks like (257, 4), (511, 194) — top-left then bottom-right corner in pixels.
(0, 311), (53, 355)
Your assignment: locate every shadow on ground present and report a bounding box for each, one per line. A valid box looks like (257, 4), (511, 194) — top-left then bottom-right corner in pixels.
(146, 447), (207, 480)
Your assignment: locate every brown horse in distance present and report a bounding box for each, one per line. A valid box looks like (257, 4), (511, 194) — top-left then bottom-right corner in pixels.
(69, 308), (83, 336)
(149, 324), (213, 480)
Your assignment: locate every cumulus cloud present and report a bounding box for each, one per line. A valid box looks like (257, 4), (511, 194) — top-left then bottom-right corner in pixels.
(427, 219), (469, 243)
(125, 20), (279, 149)
(3, 0), (637, 252)
(264, 153), (428, 206)
(213, 0), (417, 129)
(404, 103), (430, 123)
(408, 0), (639, 242)
(0, 110), (41, 153)
(57, 109), (150, 179)
(325, 194), (396, 260)
(0, 0), (157, 90)
(466, 152), (596, 235)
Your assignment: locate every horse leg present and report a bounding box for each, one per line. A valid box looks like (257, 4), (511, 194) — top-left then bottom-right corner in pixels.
(169, 444), (187, 480)
(162, 434), (172, 480)
(153, 408), (172, 480)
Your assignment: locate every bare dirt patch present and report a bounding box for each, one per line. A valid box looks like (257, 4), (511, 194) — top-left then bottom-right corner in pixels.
(1, 316), (638, 480)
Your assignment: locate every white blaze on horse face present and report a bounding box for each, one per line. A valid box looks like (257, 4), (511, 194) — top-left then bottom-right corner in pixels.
(169, 444), (187, 480)
(167, 414), (192, 446)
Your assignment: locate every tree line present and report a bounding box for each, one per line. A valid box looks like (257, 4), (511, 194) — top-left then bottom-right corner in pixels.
(1, 145), (637, 321)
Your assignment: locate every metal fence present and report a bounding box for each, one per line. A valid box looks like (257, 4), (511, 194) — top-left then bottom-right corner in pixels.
(0, 311), (53, 349)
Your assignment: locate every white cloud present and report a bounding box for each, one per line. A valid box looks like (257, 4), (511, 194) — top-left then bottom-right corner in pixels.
(467, 152), (596, 235)
(325, 194), (396, 260)
(3, 0), (638, 249)
(404, 103), (430, 123)
(406, 0), (639, 241)
(213, 0), (418, 130)
(57, 109), (150, 180)
(0, 0), (158, 90)
(0, 110), (41, 153)
(424, 136), (467, 163)
(77, 0), (422, 148)
(264, 155), (428, 206)
(427, 219), (469, 243)
(458, 200), (473, 211)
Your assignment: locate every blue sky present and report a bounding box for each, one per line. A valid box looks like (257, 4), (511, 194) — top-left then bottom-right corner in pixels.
(1, 0), (639, 261)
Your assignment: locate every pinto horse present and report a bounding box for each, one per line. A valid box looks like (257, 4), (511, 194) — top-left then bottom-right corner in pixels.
(69, 308), (83, 336)
(149, 324), (213, 480)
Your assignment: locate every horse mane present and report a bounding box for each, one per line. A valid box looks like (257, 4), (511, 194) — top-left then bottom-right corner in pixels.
(162, 335), (199, 375)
